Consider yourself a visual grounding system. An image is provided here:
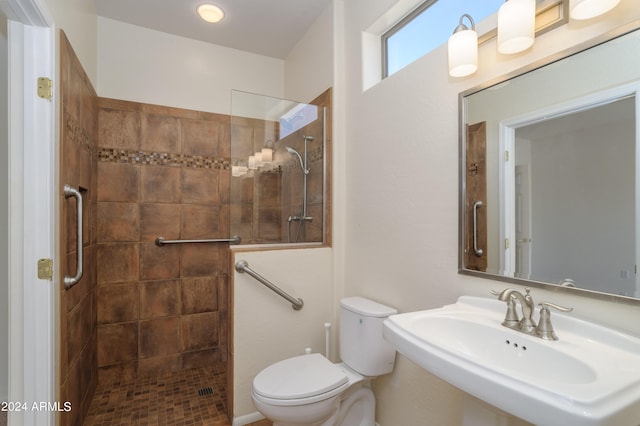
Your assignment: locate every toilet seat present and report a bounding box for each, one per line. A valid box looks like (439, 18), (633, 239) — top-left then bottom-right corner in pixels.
(253, 354), (350, 407)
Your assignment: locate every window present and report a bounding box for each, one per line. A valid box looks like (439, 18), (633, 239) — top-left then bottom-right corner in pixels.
(383, 0), (504, 78)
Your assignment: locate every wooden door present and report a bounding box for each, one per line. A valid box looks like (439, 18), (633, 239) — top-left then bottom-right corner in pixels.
(465, 122), (487, 271)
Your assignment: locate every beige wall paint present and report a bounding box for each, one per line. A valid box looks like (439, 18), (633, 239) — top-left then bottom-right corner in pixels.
(232, 247), (333, 418)
(97, 17), (285, 115)
(341, 0), (640, 424)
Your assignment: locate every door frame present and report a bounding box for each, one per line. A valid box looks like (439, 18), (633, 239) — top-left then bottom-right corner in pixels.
(3, 0), (56, 424)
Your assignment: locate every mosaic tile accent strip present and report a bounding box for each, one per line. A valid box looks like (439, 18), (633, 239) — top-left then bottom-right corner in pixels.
(98, 148), (231, 170)
(83, 365), (230, 426)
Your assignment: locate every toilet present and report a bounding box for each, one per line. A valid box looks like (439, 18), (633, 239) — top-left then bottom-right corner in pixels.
(251, 297), (398, 426)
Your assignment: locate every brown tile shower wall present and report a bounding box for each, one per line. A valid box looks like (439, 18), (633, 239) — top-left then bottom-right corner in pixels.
(59, 31), (99, 426)
(95, 98), (231, 384)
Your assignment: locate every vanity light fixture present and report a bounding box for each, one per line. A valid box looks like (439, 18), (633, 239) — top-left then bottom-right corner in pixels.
(261, 148), (273, 163)
(232, 165), (248, 177)
(448, 14), (478, 78)
(254, 151), (263, 166)
(197, 4), (225, 23)
(569, 0), (621, 20)
(243, 145), (274, 174)
(497, 0), (536, 54)
(248, 155), (258, 170)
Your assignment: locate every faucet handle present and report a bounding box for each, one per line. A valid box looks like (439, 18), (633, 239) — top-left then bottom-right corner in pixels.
(535, 302), (573, 340)
(502, 297), (520, 328)
(539, 301), (573, 313)
(491, 289), (521, 328)
(490, 288), (516, 298)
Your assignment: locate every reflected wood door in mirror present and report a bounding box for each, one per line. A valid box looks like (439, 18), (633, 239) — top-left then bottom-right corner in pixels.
(465, 122), (487, 271)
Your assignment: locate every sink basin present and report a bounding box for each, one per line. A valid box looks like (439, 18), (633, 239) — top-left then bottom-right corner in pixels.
(382, 296), (640, 425)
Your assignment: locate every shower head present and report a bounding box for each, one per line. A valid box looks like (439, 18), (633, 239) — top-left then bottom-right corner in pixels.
(286, 146), (306, 173)
(303, 135), (314, 142)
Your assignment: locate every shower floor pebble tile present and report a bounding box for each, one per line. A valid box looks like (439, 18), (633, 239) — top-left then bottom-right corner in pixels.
(84, 365), (231, 426)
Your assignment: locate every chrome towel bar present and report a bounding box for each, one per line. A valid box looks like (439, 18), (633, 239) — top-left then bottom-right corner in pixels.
(235, 260), (304, 311)
(64, 185), (83, 289)
(155, 235), (241, 246)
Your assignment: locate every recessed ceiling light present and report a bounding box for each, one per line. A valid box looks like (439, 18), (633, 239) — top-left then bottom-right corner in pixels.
(197, 4), (225, 23)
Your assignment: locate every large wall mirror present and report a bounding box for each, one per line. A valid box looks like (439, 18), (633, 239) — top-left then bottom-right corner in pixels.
(460, 27), (640, 302)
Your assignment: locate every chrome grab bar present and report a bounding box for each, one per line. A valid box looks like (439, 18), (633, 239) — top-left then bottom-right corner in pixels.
(235, 260), (304, 311)
(64, 185), (83, 289)
(472, 200), (484, 256)
(155, 235), (241, 246)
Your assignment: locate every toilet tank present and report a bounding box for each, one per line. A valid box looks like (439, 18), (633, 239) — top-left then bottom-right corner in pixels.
(339, 297), (398, 377)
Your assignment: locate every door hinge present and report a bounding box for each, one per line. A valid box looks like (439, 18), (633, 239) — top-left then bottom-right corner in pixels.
(37, 258), (54, 281)
(505, 238), (510, 250)
(37, 77), (53, 100)
(504, 151), (510, 161)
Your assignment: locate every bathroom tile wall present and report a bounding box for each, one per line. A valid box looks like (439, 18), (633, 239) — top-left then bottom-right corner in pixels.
(58, 31), (99, 426)
(95, 98), (231, 385)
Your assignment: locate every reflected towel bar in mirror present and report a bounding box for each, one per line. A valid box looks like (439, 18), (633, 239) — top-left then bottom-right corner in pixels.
(155, 235), (241, 246)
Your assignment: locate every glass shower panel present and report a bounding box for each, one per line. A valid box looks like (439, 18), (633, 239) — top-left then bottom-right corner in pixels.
(230, 90), (325, 245)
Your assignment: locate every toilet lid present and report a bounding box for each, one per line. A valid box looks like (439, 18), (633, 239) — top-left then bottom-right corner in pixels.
(253, 353), (348, 400)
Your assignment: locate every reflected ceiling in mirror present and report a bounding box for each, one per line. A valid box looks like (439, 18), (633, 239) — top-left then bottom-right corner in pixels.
(460, 27), (640, 302)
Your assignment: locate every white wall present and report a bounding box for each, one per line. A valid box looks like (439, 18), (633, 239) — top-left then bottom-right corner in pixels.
(97, 17), (285, 115)
(232, 248), (333, 421)
(284, 1), (334, 103)
(42, 0), (97, 85)
(341, 0), (640, 425)
(0, 8), (8, 404)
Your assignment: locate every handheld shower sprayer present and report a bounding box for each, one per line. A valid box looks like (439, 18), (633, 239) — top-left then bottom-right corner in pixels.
(285, 146), (307, 174)
(286, 134), (313, 174)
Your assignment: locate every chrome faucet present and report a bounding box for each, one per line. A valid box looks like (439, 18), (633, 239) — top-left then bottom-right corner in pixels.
(493, 288), (536, 333)
(491, 288), (573, 340)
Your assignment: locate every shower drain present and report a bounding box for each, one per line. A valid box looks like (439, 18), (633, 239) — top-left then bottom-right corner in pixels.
(198, 386), (214, 396)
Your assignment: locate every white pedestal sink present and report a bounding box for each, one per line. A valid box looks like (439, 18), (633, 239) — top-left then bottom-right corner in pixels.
(382, 296), (640, 425)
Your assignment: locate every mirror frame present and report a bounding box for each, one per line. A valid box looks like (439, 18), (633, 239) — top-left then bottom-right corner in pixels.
(458, 22), (640, 306)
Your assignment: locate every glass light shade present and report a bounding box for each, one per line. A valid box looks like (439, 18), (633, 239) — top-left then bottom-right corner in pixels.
(231, 166), (248, 177)
(261, 148), (273, 162)
(448, 29), (478, 77)
(498, 0), (536, 54)
(197, 4), (224, 23)
(254, 151), (264, 167)
(248, 155), (257, 170)
(570, 0), (621, 20)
